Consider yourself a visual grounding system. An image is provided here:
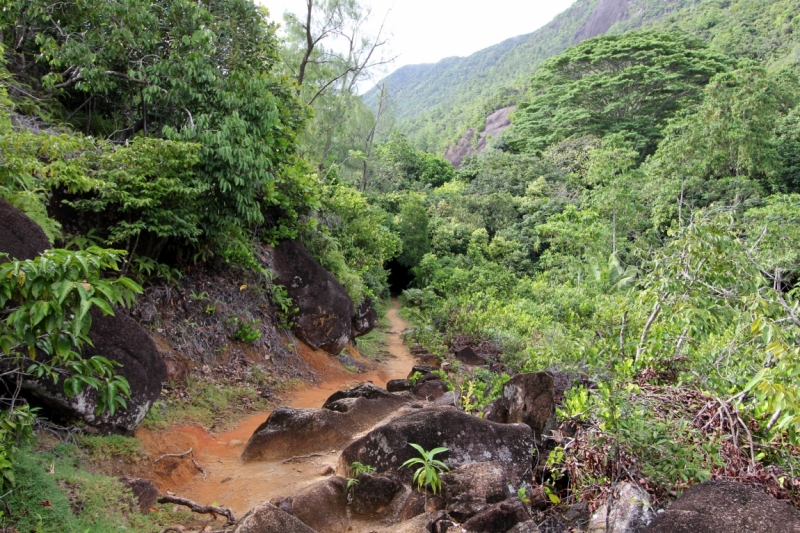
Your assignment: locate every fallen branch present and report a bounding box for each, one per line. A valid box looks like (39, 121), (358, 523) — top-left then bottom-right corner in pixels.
(154, 448), (206, 479)
(282, 452), (326, 464)
(191, 456), (207, 480)
(157, 495), (236, 526)
(154, 448), (193, 463)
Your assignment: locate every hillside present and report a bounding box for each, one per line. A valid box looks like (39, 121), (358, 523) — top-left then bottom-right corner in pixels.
(4, 0), (800, 531)
(365, 0), (702, 151)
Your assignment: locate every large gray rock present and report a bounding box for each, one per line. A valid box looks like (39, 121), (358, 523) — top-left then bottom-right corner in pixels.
(243, 385), (408, 462)
(484, 372), (556, 441)
(322, 382), (400, 408)
(272, 240), (353, 354)
(352, 297), (378, 338)
(22, 307), (166, 432)
(234, 503), (317, 533)
(339, 406), (534, 487)
(588, 482), (653, 533)
(0, 197), (50, 261)
(0, 200), (165, 432)
(644, 481), (800, 533)
(275, 477), (348, 533)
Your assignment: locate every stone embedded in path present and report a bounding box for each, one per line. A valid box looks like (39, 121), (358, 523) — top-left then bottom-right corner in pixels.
(644, 480), (800, 533)
(412, 378), (449, 401)
(351, 472), (404, 517)
(408, 365), (437, 379)
(442, 461), (511, 522)
(242, 383), (409, 462)
(274, 477), (348, 533)
(271, 239), (354, 354)
(338, 406), (535, 487)
(387, 378), (412, 392)
(462, 497), (531, 532)
(483, 372), (557, 441)
(234, 502), (318, 533)
(322, 381), (400, 408)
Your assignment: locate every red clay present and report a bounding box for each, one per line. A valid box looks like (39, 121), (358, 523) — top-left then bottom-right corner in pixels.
(135, 300), (415, 517)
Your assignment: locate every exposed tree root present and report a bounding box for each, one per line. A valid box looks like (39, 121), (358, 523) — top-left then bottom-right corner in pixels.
(157, 495), (236, 526)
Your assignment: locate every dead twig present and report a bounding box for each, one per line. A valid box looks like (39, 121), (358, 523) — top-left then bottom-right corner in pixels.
(191, 456), (207, 480)
(154, 448), (193, 463)
(154, 447), (206, 479)
(282, 452), (327, 464)
(157, 495), (236, 526)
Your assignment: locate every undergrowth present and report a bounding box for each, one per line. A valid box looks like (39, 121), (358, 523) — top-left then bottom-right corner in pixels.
(76, 435), (144, 462)
(2, 445), (192, 533)
(354, 299), (392, 360)
(142, 377), (271, 431)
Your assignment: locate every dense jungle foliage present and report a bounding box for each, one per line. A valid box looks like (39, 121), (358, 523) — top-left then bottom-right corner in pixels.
(2, 0), (800, 529)
(366, 0), (800, 152)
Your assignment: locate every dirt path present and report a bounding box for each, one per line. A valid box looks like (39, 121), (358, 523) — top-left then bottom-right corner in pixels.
(136, 300), (415, 517)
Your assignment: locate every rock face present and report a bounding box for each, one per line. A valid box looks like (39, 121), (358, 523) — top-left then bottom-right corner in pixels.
(234, 503), (317, 533)
(444, 107), (514, 168)
(644, 481), (800, 533)
(352, 297), (378, 338)
(276, 477), (348, 533)
(272, 240), (354, 354)
(588, 482), (653, 533)
(243, 384), (408, 462)
(24, 307), (166, 432)
(0, 197), (51, 261)
(339, 406), (534, 486)
(442, 461), (511, 522)
(1, 200), (165, 433)
(484, 372), (556, 441)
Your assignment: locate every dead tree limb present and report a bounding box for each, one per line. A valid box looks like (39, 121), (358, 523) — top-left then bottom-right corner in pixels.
(154, 448), (193, 463)
(157, 495), (236, 526)
(282, 452), (327, 463)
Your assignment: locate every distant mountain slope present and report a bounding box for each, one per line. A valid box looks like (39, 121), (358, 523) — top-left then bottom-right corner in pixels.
(365, 0), (702, 152)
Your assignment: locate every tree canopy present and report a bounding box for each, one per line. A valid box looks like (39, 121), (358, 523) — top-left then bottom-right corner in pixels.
(511, 31), (737, 155)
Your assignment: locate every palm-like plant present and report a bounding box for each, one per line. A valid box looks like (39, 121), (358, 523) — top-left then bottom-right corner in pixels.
(400, 443), (450, 494)
(590, 253), (639, 293)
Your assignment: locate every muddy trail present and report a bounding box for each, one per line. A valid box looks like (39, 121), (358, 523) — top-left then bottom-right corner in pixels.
(135, 300), (416, 518)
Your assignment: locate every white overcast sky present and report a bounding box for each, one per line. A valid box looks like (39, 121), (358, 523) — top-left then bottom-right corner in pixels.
(258, 0), (576, 84)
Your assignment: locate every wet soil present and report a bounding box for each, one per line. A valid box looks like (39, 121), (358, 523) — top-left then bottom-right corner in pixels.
(134, 300), (416, 518)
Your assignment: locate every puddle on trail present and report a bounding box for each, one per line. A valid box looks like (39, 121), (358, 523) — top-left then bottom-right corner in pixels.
(135, 301), (416, 516)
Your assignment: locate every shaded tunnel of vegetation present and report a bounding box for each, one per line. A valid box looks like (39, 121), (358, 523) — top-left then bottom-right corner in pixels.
(386, 259), (415, 296)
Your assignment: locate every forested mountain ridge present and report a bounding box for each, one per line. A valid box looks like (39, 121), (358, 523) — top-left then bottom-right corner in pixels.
(364, 0), (702, 151)
(4, 0), (800, 531)
(368, 0), (800, 153)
